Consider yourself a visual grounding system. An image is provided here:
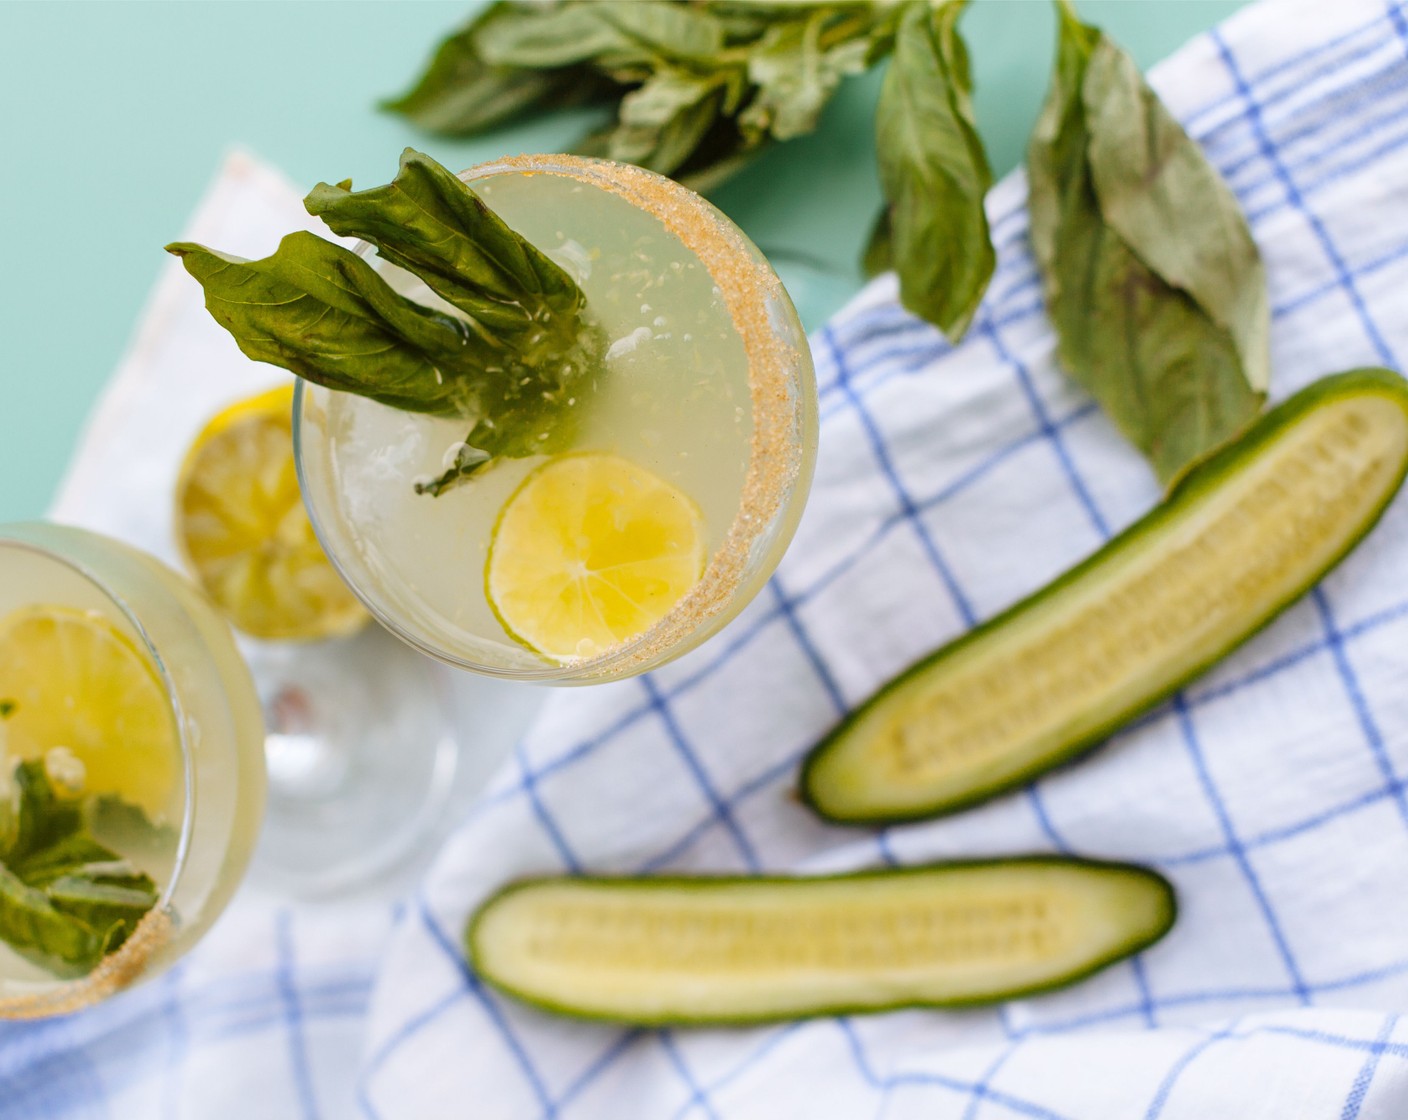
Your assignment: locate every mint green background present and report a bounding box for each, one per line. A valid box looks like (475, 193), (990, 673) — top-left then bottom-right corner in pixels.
(0, 0), (1245, 523)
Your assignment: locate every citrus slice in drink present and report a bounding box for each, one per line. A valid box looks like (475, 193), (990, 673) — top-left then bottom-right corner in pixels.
(176, 384), (368, 641)
(0, 606), (179, 817)
(487, 453), (707, 661)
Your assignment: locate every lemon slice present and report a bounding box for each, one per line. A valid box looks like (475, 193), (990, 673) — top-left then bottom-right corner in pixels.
(0, 607), (179, 818)
(176, 384), (368, 641)
(487, 453), (707, 661)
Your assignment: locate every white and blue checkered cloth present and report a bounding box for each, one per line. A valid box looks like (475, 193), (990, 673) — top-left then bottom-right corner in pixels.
(12, 0), (1408, 1114)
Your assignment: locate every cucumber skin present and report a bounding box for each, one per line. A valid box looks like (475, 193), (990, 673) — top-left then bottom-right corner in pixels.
(466, 856), (1176, 1027)
(800, 368), (1408, 825)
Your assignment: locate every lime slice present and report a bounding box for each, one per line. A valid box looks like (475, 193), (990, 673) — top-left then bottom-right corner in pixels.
(176, 384), (368, 641)
(487, 453), (706, 661)
(0, 607), (179, 817)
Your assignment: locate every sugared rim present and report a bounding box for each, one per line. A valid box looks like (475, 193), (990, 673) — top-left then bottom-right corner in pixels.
(0, 525), (191, 1016)
(295, 154), (815, 681)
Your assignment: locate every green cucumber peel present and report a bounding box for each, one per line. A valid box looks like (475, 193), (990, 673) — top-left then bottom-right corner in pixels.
(801, 369), (1408, 825)
(467, 856), (1175, 1026)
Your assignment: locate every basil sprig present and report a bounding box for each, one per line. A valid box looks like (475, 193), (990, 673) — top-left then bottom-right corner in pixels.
(385, 1), (905, 195)
(304, 150), (586, 339)
(1028, 0), (1269, 485)
(169, 149), (604, 495)
(0, 762), (161, 976)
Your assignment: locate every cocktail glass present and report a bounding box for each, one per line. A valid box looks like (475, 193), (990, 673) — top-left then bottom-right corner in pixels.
(295, 154), (818, 683)
(0, 522), (265, 1018)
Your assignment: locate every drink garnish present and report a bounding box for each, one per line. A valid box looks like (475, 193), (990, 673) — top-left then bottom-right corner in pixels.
(486, 453), (706, 661)
(168, 148), (606, 497)
(0, 761), (160, 977)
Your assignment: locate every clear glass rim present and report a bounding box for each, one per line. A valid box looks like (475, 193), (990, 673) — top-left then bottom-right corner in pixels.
(294, 154), (816, 682)
(0, 524), (197, 1015)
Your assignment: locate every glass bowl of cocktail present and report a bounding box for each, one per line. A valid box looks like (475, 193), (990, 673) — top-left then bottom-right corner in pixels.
(290, 154), (818, 681)
(0, 523), (265, 1018)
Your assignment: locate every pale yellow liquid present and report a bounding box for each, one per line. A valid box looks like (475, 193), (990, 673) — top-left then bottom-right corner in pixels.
(0, 529), (265, 1008)
(314, 170), (757, 669)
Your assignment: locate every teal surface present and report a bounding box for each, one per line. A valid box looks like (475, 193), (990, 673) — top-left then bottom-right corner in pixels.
(0, 0), (1245, 523)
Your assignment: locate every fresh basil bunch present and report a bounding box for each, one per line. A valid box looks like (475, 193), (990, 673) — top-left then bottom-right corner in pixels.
(388, 0), (1269, 485)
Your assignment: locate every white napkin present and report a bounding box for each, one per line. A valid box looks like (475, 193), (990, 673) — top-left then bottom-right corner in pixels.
(353, 0), (1408, 1117)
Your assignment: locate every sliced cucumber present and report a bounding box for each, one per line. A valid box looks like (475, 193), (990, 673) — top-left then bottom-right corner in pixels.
(467, 858), (1174, 1025)
(802, 369), (1408, 823)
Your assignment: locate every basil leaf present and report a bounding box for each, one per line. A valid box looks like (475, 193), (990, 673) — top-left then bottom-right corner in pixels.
(304, 149), (585, 338)
(1028, 0), (1266, 485)
(0, 700), (15, 718)
(474, 3), (724, 70)
(381, 3), (609, 135)
(175, 150), (607, 492)
(610, 71), (726, 175)
(739, 12), (874, 143)
(0, 765), (161, 975)
(46, 874), (159, 953)
(875, 0), (994, 342)
(597, 1), (726, 63)
(0, 863), (105, 975)
(7, 761), (84, 864)
(13, 835), (124, 887)
(474, 6), (629, 68)
(167, 233), (481, 418)
(1084, 43), (1269, 395)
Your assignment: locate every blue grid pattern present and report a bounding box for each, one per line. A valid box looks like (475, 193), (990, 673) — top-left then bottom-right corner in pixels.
(11, 0), (1408, 1116)
(357, 2), (1408, 1115)
(0, 906), (380, 1119)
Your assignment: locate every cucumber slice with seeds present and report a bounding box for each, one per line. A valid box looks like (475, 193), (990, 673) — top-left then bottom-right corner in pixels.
(467, 858), (1174, 1025)
(801, 369), (1408, 824)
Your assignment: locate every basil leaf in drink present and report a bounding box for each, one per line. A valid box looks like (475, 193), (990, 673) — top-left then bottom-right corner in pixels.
(174, 150), (605, 495)
(12, 835), (123, 886)
(44, 874), (158, 951)
(0, 864), (106, 975)
(305, 149), (586, 339)
(875, 0), (993, 343)
(0, 701), (14, 718)
(1028, 0), (1267, 486)
(0, 762), (161, 975)
(167, 233), (482, 417)
(414, 358), (592, 498)
(7, 760), (84, 864)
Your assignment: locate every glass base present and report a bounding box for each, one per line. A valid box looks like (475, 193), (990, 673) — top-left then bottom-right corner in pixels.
(246, 625), (458, 895)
